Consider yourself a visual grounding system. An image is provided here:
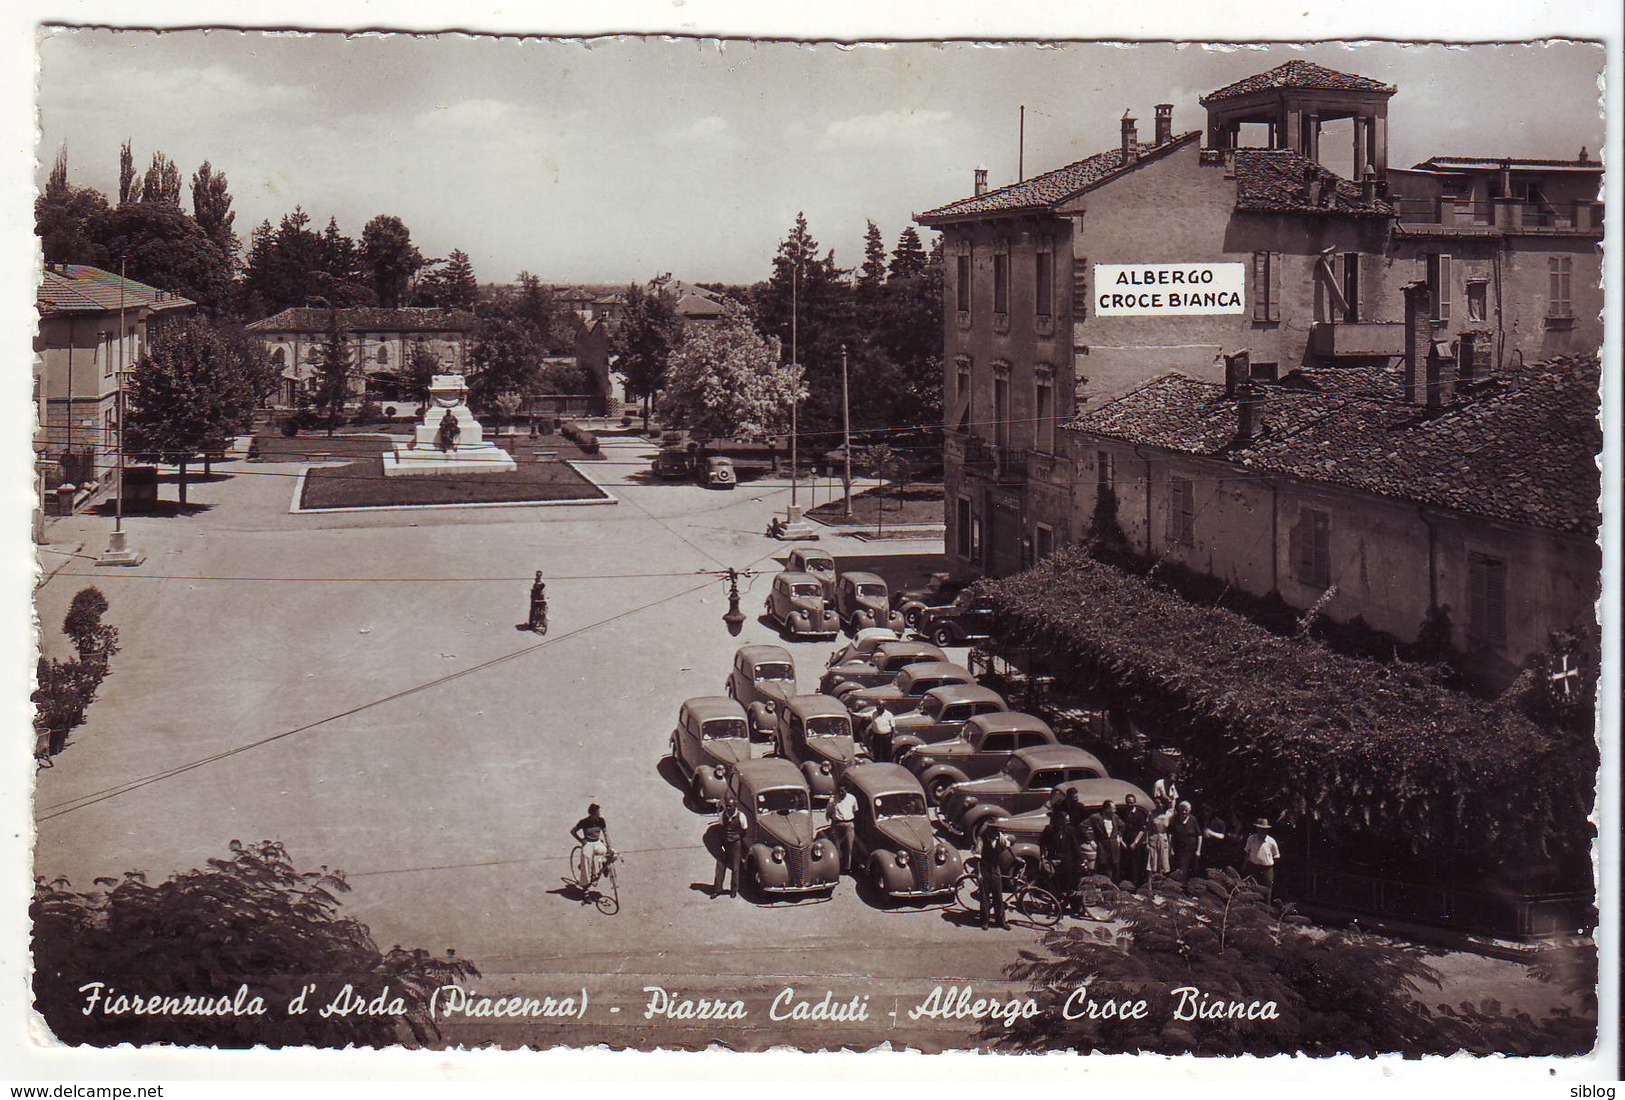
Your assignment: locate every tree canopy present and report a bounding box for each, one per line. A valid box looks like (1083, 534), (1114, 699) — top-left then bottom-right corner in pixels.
(361, 214), (426, 308)
(659, 300), (801, 441)
(611, 276), (683, 418)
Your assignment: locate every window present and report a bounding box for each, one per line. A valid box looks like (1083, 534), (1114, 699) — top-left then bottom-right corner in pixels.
(1424, 253), (1452, 323)
(1034, 523), (1054, 560)
(1097, 451), (1115, 492)
(1035, 247), (1054, 318)
(1034, 369), (1055, 453)
(271, 347), (287, 371)
(955, 497), (973, 559)
(1466, 280), (1488, 324)
(102, 331), (114, 377)
(1548, 256), (1573, 320)
(993, 241), (1010, 317)
(1250, 361), (1279, 383)
(970, 514), (983, 562)
(956, 249), (972, 314)
(376, 344), (389, 365)
(1294, 507), (1331, 589)
(1167, 476), (1195, 546)
(992, 365), (1011, 451)
(1251, 251), (1281, 322)
(1467, 553), (1507, 647)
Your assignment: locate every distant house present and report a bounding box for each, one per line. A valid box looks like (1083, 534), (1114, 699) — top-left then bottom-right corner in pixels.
(245, 306), (478, 406)
(34, 263), (195, 502)
(667, 279), (727, 325)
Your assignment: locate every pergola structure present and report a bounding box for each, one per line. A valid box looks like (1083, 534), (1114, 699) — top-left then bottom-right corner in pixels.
(1199, 60), (1397, 180)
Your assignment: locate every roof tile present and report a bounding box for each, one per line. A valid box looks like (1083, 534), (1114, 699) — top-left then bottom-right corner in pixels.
(37, 264), (195, 315)
(246, 306), (479, 334)
(1200, 59), (1395, 104)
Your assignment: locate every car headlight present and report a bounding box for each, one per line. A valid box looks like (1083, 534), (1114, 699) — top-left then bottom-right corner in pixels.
(894, 852), (910, 868)
(962, 796), (979, 810)
(771, 846), (786, 864)
(934, 846), (949, 865)
(712, 764), (727, 780)
(810, 841), (826, 861)
(819, 761), (832, 775)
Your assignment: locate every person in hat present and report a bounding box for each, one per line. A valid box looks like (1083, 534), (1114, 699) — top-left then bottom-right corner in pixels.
(976, 824), (1014, 930)
(1042, 804), (1083, 910)
(1243, 816), (1281, 896)
(711, 791), (747, 899)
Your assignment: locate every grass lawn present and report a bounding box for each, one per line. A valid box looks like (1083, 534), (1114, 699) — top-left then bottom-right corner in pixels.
(293, 436), (608, 510)
(806, 481), (944, 527)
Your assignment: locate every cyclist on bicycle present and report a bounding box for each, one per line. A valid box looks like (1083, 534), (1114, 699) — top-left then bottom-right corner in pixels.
(571, 803), (611, 883)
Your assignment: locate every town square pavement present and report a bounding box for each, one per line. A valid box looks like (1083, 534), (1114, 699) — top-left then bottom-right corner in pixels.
(29, 438), (1562, 1051)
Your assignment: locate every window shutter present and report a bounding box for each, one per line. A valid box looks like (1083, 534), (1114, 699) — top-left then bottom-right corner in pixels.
(1252, 252), (1269, 321)
(1438, 254), (1452, 323)
(1072, 257), (1089, 318)
(1268, 252), (1283, 322)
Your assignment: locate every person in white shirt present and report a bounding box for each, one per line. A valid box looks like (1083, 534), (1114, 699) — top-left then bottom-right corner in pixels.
(1243, 817), (1281, 896)
(863, 703), (897, 761)
(826, 786), (860, 873)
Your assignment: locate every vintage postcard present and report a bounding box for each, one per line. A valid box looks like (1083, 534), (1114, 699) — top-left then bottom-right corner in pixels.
(14, 18), (1616, 1077)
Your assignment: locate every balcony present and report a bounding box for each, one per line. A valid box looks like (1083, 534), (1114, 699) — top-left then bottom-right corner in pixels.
(1310, 321), (1406, 359)
(1393, 197), (1604, 235)
(947, 430), (1026, 484)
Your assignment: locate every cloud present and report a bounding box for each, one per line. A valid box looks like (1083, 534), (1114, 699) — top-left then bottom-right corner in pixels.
(656, 115), (742, 150)
(414, 98), (530, 135)
(820, 108), (954, 149)
(44, 59), (314, 119)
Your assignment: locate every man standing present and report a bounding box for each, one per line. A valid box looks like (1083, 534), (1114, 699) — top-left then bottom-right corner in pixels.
(865, 703), (897, 762)
(1120, 793), (1150, 886)
(1087, 799), (1125, 884)
(1042, 805), (1083, 912)
(826, 783), (859, 874)
(1244, 817), (1281, 897)
(977, 824), (1013, 930)
(1169, 800), (1202, 882)
(712, 794), (747, 899)
(528, 571), (548, 634)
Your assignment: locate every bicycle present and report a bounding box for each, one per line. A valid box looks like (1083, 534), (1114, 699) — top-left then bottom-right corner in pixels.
(564, 844), (621, 915)
(953, 857), (1064, 928)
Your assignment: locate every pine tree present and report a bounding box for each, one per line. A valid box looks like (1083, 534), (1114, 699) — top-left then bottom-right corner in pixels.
(436, 249), (479, 312)
(311, 306), (355, 437)
(318, 217), (363, 289)
(857, 220), (887, 303)
(887, 226), (928, 283)
(47, 144), (69, 198)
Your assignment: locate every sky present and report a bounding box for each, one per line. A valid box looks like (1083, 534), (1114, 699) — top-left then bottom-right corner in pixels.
(35, 33), (1607, 286)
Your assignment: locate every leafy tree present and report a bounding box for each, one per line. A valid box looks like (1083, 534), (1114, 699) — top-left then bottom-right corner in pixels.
(754, 213), (857, 439)
(404, 340), (443, 406)
(189, 161), (238, 266)
(237, 219), (277, 318)
(512, 271), (560, 352)
(659, 300), (801, 441)
(140, 151), (183, 208)
(32, 840), (478, 1048)
(118, 139), (136, 206)
(466, 316), (542, 411)
(310, 308), (357, 437)
(361, 214), (425, 308)
(124, 316), (258, 503)
(611, 276), (682, 427)
(98, 202), (232, 314)
(35, 147), (111, 268)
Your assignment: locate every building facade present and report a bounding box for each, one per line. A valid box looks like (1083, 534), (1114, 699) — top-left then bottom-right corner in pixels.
(246, 306), (477, 407)
(917, 60), (1603, 587)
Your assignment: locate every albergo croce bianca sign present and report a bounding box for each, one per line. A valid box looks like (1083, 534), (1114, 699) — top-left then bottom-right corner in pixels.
(1094, 262), (1247, 315)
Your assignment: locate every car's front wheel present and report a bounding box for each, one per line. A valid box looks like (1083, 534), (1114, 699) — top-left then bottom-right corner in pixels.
(932, 625), (957, 647)
(928, 776), (958, 805)
(904, 605), (924, 630)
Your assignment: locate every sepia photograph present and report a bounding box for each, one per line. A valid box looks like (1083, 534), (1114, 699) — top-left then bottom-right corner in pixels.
(14, 13), (1616, 1076)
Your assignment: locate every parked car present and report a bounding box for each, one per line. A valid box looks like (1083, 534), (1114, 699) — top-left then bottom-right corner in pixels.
(669, 696), (753, 807)
(840, 661), (978, 719)
(727, 758), (841, 897)
(938, 745), (1111, 841)
(833, 572), (907, 636)
(917, 593), (998, 648)
(702, 455), (736, 488)
(653, 446), (694, 479)
(820, 640), (947, 697)
(896, 711), (1058, 805)
(892, 572), (973, 630)
(824, 627), (900, 670)
(882, 684), (1010, 765)
(726, 644), (798, 737)
(785, 547), (839, 602)
(764, 572), (840, 640)
(997, 777), (1156, 872)
(841, 764), (963, 901)
(774, 694), (863, 803)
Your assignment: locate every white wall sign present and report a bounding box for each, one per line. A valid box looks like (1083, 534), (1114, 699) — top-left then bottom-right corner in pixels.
(1094, 263), (1247, 316)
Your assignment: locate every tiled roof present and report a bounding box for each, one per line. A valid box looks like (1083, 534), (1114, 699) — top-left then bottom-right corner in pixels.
(246, 306), (479, 334)
(1200, 60), (1395, 104)
(918, 132), (1200, 222)
(1069, 360), (1602, 535)
(1415, 155), (1603, 171)
(37, 264), (195, 316)
(1232, 150), (1393, 217)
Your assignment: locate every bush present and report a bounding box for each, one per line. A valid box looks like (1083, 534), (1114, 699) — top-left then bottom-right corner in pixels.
(62, 587), (109, 651)
(562, 423), (600, 455)
(352, 400), (382, 425)
(32, 656), (103, 752)
(279, 417), (301, 438)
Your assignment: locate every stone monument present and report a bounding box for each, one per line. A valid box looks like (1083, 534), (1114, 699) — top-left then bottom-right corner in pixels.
(382, 374), (518, 477)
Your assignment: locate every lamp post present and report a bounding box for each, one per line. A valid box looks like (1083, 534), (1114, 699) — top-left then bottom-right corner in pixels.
(97, 258), (143, 566)
(841, 343), (853, 517)
(722, 568), (746, 637)
(789, 260), (799, 514)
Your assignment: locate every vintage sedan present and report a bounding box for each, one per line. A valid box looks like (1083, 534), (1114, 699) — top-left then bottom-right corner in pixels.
(897, 711), (1058, 805)
(820, 640), (947, 697)
(998, 777), (1156, 870)
(884, 684), (1009, 763)
(785, 546), (838, 602)
(841, 764), (963, 901)
(938, 745), (1111, 841)
(669, 696), (753, 807)
(774, 694), (864, 803)
(834, 572), (908, 636)
(840, 661), (977, 718)
(892, 572), (972, 630)
(824, 627), (900, 670)
(764, 572), (840, 640)
(725, 644), (798, 737)
(728, 758), (841, 897)
(917, 593), (998, 648)
(702, 455), (737, 489)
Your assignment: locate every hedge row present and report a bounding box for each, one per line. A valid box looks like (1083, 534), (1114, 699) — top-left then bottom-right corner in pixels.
(973, 549), (1595, 875)
(561, 423), (600, 455)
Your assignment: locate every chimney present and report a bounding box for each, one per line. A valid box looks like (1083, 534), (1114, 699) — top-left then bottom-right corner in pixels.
(974, 165), (988, 197)
(1317, 176), (1336, 206)
(1402, 281), (1431, 406)
(1237, 379), (1264, 442)
(1426, 341), (1457, 410)
(1578, 146), (1590, 164)
(1456, 333), (1478, 386)
(1121, 111), (1139, 165)
(1360, 172), (1378, 204)
(1300, 164), (1318, 203)
(1154, 103), (1174, 146)
(1223, 348), (1251, 397)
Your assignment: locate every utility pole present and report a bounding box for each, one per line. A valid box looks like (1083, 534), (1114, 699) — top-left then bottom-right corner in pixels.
(98, 257), (143, 566)
(1019, 104), (1026, 181)
(789, 260), (799, 512)
(841, 343), (853, 517)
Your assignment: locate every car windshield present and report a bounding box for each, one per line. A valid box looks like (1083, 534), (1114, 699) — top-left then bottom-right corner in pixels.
(919, 696), (943, 719)
(791, 583), (821, 598)
(754, 662), (793, 681)
(858, 583), (887, 599)
(874, 792), (927, 820)
(756, 787), (808, 814)
(703, 718), (749, 740)
(805, 715), (850, 738)
(804, 559), (833, 573)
